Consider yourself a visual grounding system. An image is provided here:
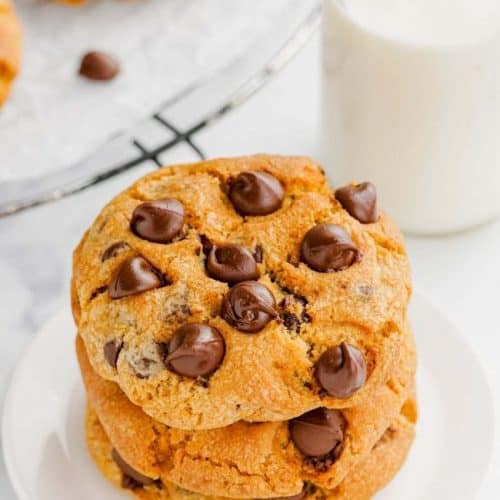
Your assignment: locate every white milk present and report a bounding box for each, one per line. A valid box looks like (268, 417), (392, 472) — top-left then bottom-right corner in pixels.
(321, 0), (500, 234)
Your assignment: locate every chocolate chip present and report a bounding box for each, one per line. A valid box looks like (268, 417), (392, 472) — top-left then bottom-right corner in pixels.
(165, 323), (225, 378)
(221, 281), (277, 333)
(229, 171), (284, 215)
(335, 182), (378, 223)
(281, 311), (301, 333)
(279, 296), (292, 308)
(253, 245), (263, 263)
(304, 451), (337, 472)
(111, 449), (156, 487)
(79, 51), (120, 81)
(103, 339), (123, 368)
(206, 244), (259, 284)
(90, 285), (107, 300)
(131, 199), (184, 243)
(300, 224), (360, 273)
(289, 408), (345, 458)
(315, 343), (366, 399)
(199, 234), (213, 255)
(121, 475), (143, 490)
(109, 256), (164, 299)
(101, 241), (130, 262)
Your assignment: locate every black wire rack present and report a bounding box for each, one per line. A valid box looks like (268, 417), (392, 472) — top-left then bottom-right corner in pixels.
(0, 2), (321, 218)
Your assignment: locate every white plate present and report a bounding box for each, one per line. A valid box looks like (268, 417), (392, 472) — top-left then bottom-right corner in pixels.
(2, 292), (494, 500)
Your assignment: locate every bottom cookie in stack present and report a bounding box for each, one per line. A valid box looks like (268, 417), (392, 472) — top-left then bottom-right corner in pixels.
(77, 320), (417, 500)
(86, 405), (415, 500)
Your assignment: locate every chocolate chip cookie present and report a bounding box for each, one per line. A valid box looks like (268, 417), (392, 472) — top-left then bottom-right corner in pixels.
(0, 0), (22, 106)
(72, 155), (412, 429)
(86, 404), (415, 500)
(76, 320), (416, 497)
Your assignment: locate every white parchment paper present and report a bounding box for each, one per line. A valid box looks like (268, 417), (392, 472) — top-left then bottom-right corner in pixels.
(1, 0), (291, 181)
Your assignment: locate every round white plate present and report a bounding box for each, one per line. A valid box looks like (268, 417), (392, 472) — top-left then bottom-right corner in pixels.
(2, 292), (494, 500)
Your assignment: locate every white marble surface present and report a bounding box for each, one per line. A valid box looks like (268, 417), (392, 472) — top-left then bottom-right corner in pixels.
(1, 33), (499, 499)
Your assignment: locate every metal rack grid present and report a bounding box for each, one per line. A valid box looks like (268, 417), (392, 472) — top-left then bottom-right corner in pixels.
(0, 3), (321, 218)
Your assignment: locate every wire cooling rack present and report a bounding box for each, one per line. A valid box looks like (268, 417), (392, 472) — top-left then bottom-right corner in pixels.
(0, 2), (321, 218)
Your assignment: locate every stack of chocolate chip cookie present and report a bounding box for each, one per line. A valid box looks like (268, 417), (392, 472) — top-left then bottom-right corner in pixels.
(72, 155), (417, 500)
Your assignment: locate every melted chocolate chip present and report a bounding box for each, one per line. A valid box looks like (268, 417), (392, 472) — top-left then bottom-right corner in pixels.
(335, 182), (378, 223)
(315, 343), (367, 399)
(229, 171), (284, 215)
(90, 285), (108, 300)
(289, 408), (345, 458)
(300, 224), (360, 273)
(199, 235), (213, 255)
(101, 241), (130, 262)
(165, 323), (225, 378)
(254, 245), (263, 263)
(281, 311), (301, 333)
(109, 256), (164, 299)
(221, 281), (277, 333)
(206, 245), (259, 284)
(131, 199), (184, 243)
(79, 51), (120, 81)
(121, 475), (143, 490)
(304, 450), (338, 472)
(103, 339), (123, 369)
(111, 449), (156, 486)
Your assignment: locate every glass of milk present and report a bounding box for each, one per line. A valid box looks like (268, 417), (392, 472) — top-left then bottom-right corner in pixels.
(321, 0), (500, 234)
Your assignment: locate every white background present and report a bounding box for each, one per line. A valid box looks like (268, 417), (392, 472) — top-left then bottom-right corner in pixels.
(0, 32), (498, 499)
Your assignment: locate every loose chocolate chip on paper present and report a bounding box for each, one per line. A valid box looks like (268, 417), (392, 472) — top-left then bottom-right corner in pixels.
(229, 171), (284, 215)
(165, 323), (225, 378)
(301, 223), (360, 273)
(335, 182), (378, 223)
(315, 343), (367, 398)
(221, 281), (277, 333)
(79, 51), (120, 81)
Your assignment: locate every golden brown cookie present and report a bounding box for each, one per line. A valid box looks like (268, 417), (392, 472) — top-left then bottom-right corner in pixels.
(76, 321), (416, 497)
(86, 405), (416, 500)
(72, 155), (412, 430)
(0, 0), (22, 105)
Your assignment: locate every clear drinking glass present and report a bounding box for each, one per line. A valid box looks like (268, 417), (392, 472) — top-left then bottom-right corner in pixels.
(321, 0), (500, 234)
